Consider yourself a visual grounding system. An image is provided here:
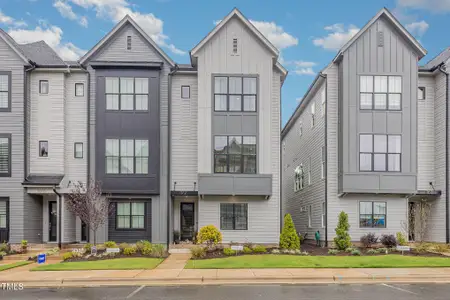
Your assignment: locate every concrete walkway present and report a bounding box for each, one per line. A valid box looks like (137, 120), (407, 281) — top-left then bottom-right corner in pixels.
(155, 253), (190, 270)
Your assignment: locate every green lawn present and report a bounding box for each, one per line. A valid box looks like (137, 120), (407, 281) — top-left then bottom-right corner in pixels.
(0, 261), (31, 271)
(31, 258), (164, 271)
(186, 255), (450, 269)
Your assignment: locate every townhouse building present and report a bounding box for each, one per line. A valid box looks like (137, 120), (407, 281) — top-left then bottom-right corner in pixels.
(0, 8), (284, 246)
(282, 8), (450, 244)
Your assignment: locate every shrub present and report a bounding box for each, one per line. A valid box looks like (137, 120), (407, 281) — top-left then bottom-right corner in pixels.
(141, 246), (153, 256)
(367, 249), (379, 255)
(223, 248), (236, 256)
(151, 244), (166, 257)
(196, 225), (222, 247)
(301, 251), (309, 256)
(294, 249), (302, 255)
(351, 249), (361, 256)
(380, 234), (397, 248)
(252, 245), (267, 253)
(416, 242), (432, 253)
(271, 249), (280, 254)
(378, 247), (388, 254)
(0, 242), (9, 253)
(433, 243), (450, 253)
(62, 252), (73, 261)
(21, 240), (28, 247)
(123, 246), (137, 255)
(345, 247), (355, 253)
(104, 241), (118, 248)
(84, 243), (93, 253)
(136, 240), (152, 252)
(119, 243), (130, 252)
(279, 214), (300, 250)
(328, 249), (339, 255)
(243, 246), (252, 254)
(360, 233), (378, 248)
(334, 211), (352, 250)
(0, 251), (6, 258)
(298, 234), (305, 245)
(46, 248), (59, 256)
(190, 246), (206, 259)
(396, 232), (408, 246)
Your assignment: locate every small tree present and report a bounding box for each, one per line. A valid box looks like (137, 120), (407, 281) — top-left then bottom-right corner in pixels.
(334, 211), (352, 250)
(65, 179), (112, 245)
(196, 225), (222, 248)
(279, 214), (300, 250)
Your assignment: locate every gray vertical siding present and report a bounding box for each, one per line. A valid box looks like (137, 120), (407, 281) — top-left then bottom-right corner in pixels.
(62, 196), (76, 243)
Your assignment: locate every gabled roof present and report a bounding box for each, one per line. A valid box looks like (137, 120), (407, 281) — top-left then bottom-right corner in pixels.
(79, 15), (175, 67)
(19, 41), (66, 67)
(423, 46), (450, 70)
(190, 8), (279, 57)
(0, 29), (31, 64)
(333, 7), (427, 62)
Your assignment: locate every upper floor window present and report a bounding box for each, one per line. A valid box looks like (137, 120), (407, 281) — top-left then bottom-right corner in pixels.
(214, 135), (256, 174)
(359, 134), (401, 172)
(0, 135), (11, 177)
(181, 86), (190, 99)
(127, 35), (132, 50)
(310, 102), (315, 127)
(294, 165), (304, 192)
(0, 73), (10, 111)
(418, 87), (425, 100)
(214, 76), (257, 112)
(105, 77), (148, 111)
(105, 138), (149, 174)
(74, 142), (83, 158)
(75, 83), (84, 97)
(39, 140), (48, 157)
(39, 80), (49, 95)
(360, 75), (401, 110)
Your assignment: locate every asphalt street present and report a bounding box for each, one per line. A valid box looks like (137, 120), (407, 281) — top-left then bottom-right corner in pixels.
(2, 283), (450, 300)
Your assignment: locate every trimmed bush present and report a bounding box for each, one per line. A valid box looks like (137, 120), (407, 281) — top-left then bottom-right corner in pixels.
(123, 246), (137, 255)
(380, 234), (397, 248)
(334, 211), (352, 250)
(141, 246), (153, 256)
(396, 232), (408, 246)
(367, 249), (379, 255)
(223, 248), (236, 256)
(416, 242), (432, 253)
(378, 247), (388, 254)
(190, 246), (206, 259)
(0, 242), (9, 253)
(252, 245), (267, 253)
(351, 249), (361, 256)
(119, 243), (130, 252)
(243, 246), (252, 254)
(360, 233), (378, 248)
(328, 249), (339, 255)
(271, 249), (280, 254)
(83, 243), (93, 253)
(104, 241), (118, 248)
(151, 244), (166, 257)
(345, 247), (355, 253)
(136, 240), (152, 252)
(196, 225), (222, 247)
(62, 252), (73, 261)
(433, 243), (450, 253)
(279, 214), (300, 250)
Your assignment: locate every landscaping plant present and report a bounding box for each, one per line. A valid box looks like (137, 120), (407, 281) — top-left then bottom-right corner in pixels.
(345, 247), (355, 253)
(380, 234), (397, 248)
(223, 248), (236, 256)
(252, 245), (267, 253)
(351, 249), (361, 256)
(396, 232), (408, 246)
(334, 211), (352, 250)
(360, 233), (378, 248)
(243, 246), (252, 254)
(21, 240), (28, 253)
(190, 246), (206, 259)
(151, 244), (166, 257)
(136, 240), (152, 252)
(196, 225), (222, 248)
(378, 247), (388, 254)
(367, 249), (379, 255)
(279, 214), (300, 250)
(104, 241), (117, 248)
(415, 242), (432, 253)
(432, 243), (450, 253)
(62, 252), (73, 261)
(119, 243), (130, 252)
(123, 246), (137, 255)
(328, 249), (339, 255)
(0, 242), (9, 253)
(141, 245), (153, 256)
(83, 243), (93, 253)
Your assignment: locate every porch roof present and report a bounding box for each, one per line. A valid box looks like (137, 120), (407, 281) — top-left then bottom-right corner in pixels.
(22, 174), (64, 186)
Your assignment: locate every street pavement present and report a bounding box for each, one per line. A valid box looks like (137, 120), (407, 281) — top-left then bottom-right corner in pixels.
(2, 283), (450, 299)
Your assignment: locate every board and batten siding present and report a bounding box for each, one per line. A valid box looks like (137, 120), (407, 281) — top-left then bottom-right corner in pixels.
(29, 72), (65, 175)
(86, 21), (170, 244)
(171, 74), (198, 191)
(281, 81), (326, 241)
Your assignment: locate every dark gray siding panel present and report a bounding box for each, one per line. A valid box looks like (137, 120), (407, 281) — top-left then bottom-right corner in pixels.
(95, 69), (160, 194)
(198, 173), (272, 196)
(108, 200), (152, 243)
(23, 193), (42, 243)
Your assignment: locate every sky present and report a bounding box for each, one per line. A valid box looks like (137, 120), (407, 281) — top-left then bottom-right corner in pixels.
(0, 0), (449, 125)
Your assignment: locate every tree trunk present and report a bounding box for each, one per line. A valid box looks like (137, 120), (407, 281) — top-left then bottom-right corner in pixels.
(94, 230), (97, 246)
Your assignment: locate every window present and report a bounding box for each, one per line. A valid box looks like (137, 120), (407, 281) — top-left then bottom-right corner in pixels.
(308, 205), (312, 227)
(0, 201), (6, 229)
(321, 146), (326, 179)
(220, 203), (248, 230)
(116, 202), (145, 229)
(294, 165), (304, 192)
(360, 202), (386, 228)
(360, 75), (401, 110)
(214, 76), (257, 112)
(418, 87), (425, 100)
(321, 88), (326, 117)
(310, 102), (316, 127)
(105, 77), (148, 111)
(39, 141), (48, 157)
(127, 35), (132, 50)
(39, 80), (49, 94)
(359, 134), (401, 172)
(0, 73), (10, 110)
(75, 83), (84, 97)
(321, 202), (326, 228)
(214, 135), (256, 174)
(105, 139), (149, 174)
(0, 136), (10, 176)
(181, 86), (190, 99)
(298, 121), (303, 136)
(74, 143), (83, 158)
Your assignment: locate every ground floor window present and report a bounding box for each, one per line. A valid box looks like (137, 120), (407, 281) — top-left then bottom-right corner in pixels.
(220, 203), (248, 230)
(0, 201), (6, 228)
(116, 202), (145, 229)
(359, 201), (386, 228)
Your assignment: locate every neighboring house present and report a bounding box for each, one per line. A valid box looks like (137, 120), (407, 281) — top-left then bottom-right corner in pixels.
(281, 8), (450, 244)
(170, 8), (286, 244)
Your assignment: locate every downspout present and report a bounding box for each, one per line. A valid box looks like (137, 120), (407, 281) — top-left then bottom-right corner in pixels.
(52, 187), (62, 249)
(322, 73), (328, 247)
(439, 64), (449, 243)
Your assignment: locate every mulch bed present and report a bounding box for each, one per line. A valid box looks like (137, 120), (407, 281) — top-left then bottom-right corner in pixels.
(58, 250), (168, 263)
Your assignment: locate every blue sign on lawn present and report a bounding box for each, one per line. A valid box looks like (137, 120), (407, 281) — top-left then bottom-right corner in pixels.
(37, 253), (46, 264)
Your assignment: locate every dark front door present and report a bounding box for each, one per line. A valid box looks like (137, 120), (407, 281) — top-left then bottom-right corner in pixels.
(180, 203), (195, 241)
(0, 199), (9, 243)
(81, 221), (88, 242)
(49, 201), (57, 242)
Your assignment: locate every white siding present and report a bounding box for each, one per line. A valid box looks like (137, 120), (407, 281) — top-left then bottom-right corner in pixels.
(171, 74), (198, 191)
(29, 72), (65, 175)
